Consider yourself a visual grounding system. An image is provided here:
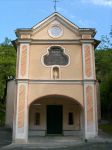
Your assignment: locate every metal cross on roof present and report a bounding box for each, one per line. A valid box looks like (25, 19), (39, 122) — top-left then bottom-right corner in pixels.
(53, 0), (59, 12)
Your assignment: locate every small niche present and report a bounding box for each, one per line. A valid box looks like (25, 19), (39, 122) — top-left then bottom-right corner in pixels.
(53, 67), (59, 79)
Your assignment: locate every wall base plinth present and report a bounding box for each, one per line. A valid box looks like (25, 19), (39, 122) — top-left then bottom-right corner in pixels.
(13, 138), (28, 144)
(84, 131), (98, 139)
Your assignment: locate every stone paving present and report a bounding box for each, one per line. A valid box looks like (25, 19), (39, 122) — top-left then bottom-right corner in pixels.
(0, 127), (112, 150)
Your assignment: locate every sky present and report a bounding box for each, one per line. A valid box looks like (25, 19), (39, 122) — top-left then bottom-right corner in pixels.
(0, 0), (112, 43)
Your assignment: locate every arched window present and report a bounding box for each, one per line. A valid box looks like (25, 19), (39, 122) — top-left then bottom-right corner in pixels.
(44, 46), (69, 66)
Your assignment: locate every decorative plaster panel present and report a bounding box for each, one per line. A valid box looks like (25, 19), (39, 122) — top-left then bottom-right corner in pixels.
(82, 44), (94, 79)
(18, 84), (26, 128)
(86, 85), (93, 131)
(85, 45), (92, 77)
(19, 44), (29, 79)
(21, 45), (27, 77)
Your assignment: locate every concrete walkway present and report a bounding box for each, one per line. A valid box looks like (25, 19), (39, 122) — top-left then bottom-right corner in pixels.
(0, 127), (112, 150)
(28, 136), (82, 148)
(2, 136), (112, 150)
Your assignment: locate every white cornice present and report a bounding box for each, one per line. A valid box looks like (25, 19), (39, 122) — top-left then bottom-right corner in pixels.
(16, 79), (97, 84)
(16, 39), (95, 45)
(32, 12), (79, 30)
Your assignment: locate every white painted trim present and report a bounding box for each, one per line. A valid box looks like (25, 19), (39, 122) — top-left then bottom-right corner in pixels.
(12, 83), (17, 142)
(26, 44), (30, 79)
(32, 12), (79, 31)
(90, 44), (94, 79)
(51, 65), (61, 80)
(15, 83), (20, 138)
(92, 84), (97, 135)
(82, 44), (85, 80)
(18, 45), (21, 79)
(16, 79), (96, 84)
(94, 83), (98, 135)
(24, 83), (28, 142)
(41, 45), (70, 69)
(14, 83), (28, 142)
(84, 83), (97, 139)
(83, 84), (87, 139)
(16, 46), (20, 78)
(92, 45), (96, 79)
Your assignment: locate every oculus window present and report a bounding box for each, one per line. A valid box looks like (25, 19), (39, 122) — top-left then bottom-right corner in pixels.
(43, 46), (69, 66)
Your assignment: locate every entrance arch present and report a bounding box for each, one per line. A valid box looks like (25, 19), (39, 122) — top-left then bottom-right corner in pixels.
(28, 95), (84, 137)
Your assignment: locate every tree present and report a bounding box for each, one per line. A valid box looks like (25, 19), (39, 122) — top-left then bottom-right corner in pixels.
(0, 45), (16, 103)
(95, 31), (112, 119)
(1, 37), (12, 46)
(0, 43), (16, 124)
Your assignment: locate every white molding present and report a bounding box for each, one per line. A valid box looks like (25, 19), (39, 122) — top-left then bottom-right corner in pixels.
(51, 65), (61, 80)
(18, 45), (21, 79)
(32, 12), (79, 31)
(15, 83), (28, 142)
(84, 83), (97, 139)
(16, 79), (96, 84)
(92, 45), (96, 79)
(41, 45), (70, 69)
(17, 39), (96, 45)
(83, 84), (87, 138)
(16, 45), (20, 78)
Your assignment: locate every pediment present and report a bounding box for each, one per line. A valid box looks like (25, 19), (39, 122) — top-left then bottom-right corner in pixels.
(31, 13), (81, 40)
(15, 12), (96, 43)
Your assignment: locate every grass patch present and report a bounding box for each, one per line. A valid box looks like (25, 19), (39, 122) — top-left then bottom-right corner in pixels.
(99, 123), (112, 135)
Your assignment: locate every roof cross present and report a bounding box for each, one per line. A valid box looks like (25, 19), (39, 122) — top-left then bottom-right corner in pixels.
(53, 0), (59, 12)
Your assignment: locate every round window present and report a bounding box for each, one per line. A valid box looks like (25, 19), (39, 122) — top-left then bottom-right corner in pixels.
(48, 26), (63, 38)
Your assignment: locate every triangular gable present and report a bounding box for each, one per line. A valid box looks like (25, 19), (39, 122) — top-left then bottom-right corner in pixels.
(32, 12), (79, 32)
(31, 12), (81, 39)
(15, 12), (96, 41)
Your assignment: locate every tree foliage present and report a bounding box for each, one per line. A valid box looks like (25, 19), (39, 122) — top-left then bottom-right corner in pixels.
(95, 49), (112, 119)
(95, 27), (112, 120)
(0, 39), (16, 124)
(0, 44), (16, 102)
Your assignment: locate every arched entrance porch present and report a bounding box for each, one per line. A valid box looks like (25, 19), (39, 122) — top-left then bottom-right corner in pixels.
(28, 95), (83, 138)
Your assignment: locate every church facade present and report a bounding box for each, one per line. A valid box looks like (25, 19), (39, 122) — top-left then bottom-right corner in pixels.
(6, 12), (100, 143)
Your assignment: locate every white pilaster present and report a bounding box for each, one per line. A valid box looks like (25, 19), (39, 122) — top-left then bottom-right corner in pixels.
(83, 83), (97, 139)
(18, 43), (30, 79)
(82, 42), (98, 139)
(13, 82), (28, 143)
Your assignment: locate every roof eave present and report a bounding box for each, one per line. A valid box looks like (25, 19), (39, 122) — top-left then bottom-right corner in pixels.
(79, 28), (96, 37)
(15, 28), (32, 37)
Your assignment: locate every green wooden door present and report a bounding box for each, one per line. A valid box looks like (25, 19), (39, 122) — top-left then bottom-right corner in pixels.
(47, 105), (63, 134)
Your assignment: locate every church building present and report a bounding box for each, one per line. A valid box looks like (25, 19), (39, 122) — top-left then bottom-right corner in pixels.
(6, 12), (100, 143)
